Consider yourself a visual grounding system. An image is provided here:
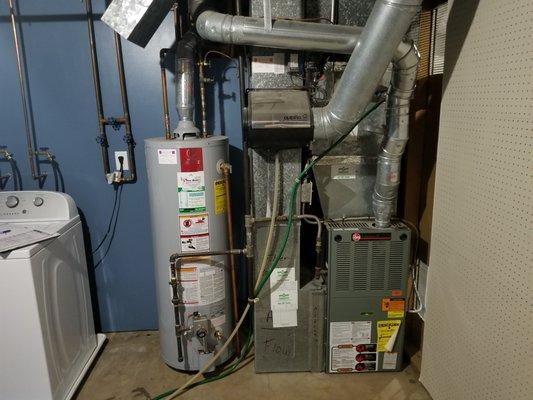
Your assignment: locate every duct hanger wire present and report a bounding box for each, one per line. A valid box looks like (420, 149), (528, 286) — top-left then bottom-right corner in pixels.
(84, 0), (137, 184)
(7, 0), (47, 183)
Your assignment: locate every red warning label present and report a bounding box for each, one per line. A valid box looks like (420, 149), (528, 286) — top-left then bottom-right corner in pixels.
(180, 148), (203, 172)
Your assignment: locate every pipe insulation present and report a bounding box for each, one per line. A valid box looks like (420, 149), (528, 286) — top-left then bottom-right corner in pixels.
(196, 0), (421, 227)
(175, 31), (200, 136)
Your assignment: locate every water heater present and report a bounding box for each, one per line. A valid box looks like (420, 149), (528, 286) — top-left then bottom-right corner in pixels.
(145, 136), (234, 371)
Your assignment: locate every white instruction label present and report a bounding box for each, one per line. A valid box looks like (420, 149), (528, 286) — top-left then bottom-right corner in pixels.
(180, 234), (210, 252)
(252, 53), (285, 74)
(272, 309), (298, 328)
(269, 267), (298, 328)
(330, 321), (372, 346)
(179, 214), (209, 236)
(382, 352), (398, 370)
(157, 149), (178, 164)
(270, 267), (298, 311)
(178, 263), (225, 306)
(331, 346), (357, 371)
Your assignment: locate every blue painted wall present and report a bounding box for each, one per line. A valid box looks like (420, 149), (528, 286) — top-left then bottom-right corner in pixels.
(0, 1), (243, 331)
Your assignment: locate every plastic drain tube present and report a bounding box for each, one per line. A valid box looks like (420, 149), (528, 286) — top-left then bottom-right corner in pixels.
(156, 99), (385, 400)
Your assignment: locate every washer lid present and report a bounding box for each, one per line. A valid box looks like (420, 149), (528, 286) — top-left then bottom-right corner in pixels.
(0, 218), (78, 260)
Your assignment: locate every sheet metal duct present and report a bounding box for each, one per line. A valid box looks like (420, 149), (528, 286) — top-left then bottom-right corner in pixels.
(196, 11), (362, 54)
(196, 0), (422, 226)
(102, 0), (175, 48)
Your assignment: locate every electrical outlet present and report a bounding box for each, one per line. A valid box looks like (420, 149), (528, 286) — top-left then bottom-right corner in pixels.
(114, 151), (129, 171)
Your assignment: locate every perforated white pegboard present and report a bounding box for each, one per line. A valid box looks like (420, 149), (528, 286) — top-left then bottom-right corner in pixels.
(419, 1), (533, 399)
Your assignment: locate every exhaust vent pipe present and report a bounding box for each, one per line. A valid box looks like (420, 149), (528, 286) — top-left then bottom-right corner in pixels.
(196, 0), (421, 225)
(373, 41), (419, 226)
(174, 31), (200, 137)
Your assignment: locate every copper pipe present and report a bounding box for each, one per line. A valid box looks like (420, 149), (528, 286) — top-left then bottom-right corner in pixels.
(198, 60), (208, 137)
(160, 49), (172, 139)
(221, 163), (241, 353)
(113, 32), (137, 182)
(8, 0), (43, 180)
(84, 0), (110, 175)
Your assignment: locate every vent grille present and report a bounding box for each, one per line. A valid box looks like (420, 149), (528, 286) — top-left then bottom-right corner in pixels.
(370, 242), (387, 290)
(353, 242), (369, 290)
(335, 242), (351, 291)
(326, 221), (372, 230)
(388, 241), (405, 290)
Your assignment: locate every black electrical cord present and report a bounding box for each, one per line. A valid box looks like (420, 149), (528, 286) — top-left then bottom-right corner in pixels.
(92, 185), (120, 255)
(94, 184), (124, 269)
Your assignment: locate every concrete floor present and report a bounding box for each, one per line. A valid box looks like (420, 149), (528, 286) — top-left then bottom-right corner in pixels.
(76, 331), (432, 400)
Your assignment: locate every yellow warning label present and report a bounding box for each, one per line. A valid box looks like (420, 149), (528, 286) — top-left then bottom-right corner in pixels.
(387, 310), (405, 318)
(377, 320), (402, 352)
(214, 179), (226, 214)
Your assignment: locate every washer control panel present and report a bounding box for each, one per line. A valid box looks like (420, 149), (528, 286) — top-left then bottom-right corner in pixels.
(0, 191), (78, 221)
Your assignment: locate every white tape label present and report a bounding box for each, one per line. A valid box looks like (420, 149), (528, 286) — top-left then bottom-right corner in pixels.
(157, 149), (177, 164)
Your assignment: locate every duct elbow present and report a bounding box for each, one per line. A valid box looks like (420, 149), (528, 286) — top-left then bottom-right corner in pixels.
(392, 41), (420, 98)
(197, 11), (235, 44)
(312, 106), (366, 140)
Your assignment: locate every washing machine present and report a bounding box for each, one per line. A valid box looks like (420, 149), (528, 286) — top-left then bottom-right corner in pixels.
(0, 191), (105, 400)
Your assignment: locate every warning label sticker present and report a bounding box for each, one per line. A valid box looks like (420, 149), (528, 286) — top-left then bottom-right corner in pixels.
(381, 298), (405, 312)
(179, 214), (208, 236)
(382, 298), (406, 319)
(377, 320), (402, 352)
(330, 343), (378, 373)
(177, 262), (225, 306)
(214, 179), (227, 214)
(180, 234), (209, 252)
(329, 321), (372, 346)
(179, 148), (203, 172)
